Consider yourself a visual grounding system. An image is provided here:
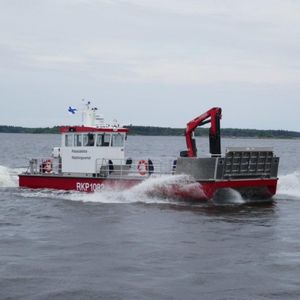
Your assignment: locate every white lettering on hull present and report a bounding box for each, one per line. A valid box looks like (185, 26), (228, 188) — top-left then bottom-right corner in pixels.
(76, 182), (104, 192)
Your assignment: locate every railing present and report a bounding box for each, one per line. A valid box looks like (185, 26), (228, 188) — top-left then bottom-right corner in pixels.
(22, 151), (279, 181)
(25, 158), (62, 175)
(222, 149), (279, 179)
(24, 157), (177, 178)
(96, 158), (177, 178)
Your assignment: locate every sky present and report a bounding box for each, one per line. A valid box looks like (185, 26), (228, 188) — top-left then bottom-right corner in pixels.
(0, 0), (299, 130)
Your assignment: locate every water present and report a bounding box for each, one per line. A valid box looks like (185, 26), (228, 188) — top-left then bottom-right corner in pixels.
(1, 133), (300, 299)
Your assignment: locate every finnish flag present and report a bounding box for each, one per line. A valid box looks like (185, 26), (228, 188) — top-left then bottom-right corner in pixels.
(68, 106), (77, 114)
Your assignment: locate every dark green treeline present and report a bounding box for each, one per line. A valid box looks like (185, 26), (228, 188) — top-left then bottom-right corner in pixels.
(0, 125), (299, 139)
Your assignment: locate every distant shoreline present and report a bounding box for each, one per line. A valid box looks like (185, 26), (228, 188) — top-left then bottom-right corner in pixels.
(1, 125), (300, 139)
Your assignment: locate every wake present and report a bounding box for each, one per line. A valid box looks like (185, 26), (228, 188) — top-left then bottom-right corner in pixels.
(0, 165), (19, 187)
(66, 174), (197, 204)
(277, 172), (300, 198)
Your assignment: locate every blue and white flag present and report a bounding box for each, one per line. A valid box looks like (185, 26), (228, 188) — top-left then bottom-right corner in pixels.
(68, 106), (77, 114)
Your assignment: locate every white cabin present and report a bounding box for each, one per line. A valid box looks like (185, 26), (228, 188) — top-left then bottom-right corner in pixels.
(53, 103), (128, 174)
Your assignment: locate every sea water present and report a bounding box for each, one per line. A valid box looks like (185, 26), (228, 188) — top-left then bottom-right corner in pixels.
(0, 133), (300, 299)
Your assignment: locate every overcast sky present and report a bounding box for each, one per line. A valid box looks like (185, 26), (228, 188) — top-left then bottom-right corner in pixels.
(0, 0), (299, 130)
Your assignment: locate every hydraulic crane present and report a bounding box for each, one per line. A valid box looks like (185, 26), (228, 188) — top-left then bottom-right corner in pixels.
(181, 107), (222, 157)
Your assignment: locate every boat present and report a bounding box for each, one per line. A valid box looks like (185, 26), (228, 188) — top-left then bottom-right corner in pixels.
(19, 102), (280, 201)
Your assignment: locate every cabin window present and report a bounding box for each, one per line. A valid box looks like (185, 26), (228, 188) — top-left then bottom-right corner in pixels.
(74, 134), (82, 147)
(96, 133), (111, 147)
(65, 134), (73, 147)
(83, 133), (95, 146)
(111, 133), (124, 147)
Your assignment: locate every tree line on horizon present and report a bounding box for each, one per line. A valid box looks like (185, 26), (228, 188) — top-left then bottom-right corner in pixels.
(0, 125), (299, 139)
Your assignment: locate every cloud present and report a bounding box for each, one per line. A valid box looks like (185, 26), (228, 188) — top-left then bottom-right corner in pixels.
(131, 58), (299, 85)
(32, 55), (86, 66)
(0, 1), (299, 85)
(1, 37), (298, 86)
(115, 0), (300, 24)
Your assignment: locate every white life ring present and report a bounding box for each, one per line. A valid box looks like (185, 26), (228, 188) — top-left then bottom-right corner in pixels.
(137, 159), (148, 176)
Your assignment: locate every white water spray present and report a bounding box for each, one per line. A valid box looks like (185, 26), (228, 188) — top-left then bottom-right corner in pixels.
(212, 188), (245, 205)
(277, 172), (300, 198)
(0, 165), (19, 187)
(66, 174), (199, 204)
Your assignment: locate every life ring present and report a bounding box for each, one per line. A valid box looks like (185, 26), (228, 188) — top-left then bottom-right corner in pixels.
(43, 159), (53, 173)
(137, 159), (148, 176)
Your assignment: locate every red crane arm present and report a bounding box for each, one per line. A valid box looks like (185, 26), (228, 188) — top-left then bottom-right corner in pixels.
(184, 107), (222, 157)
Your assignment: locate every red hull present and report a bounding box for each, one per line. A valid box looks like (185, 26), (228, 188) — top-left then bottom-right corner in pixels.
(19, 174), (278, 201)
